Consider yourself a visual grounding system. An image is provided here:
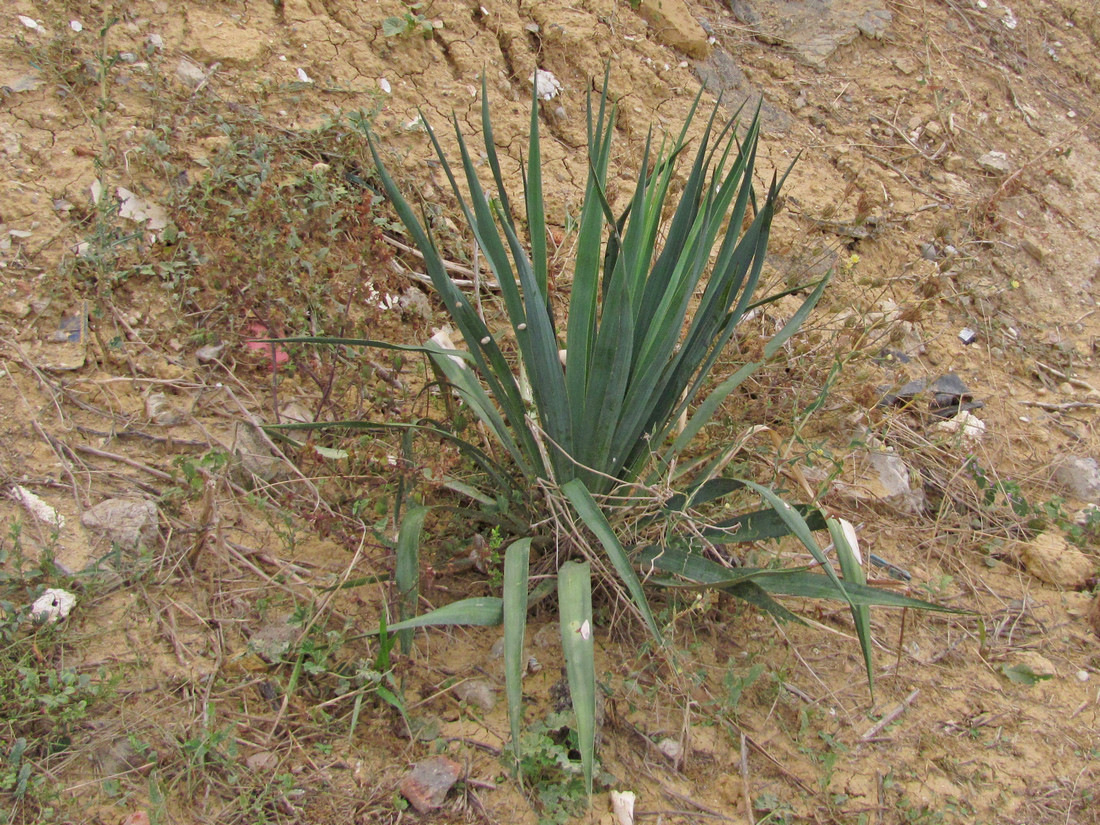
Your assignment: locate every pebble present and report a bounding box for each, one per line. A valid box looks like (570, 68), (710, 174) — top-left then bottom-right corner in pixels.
(454, 679), (497, 712)
(978, 150), (1011, 174)
(399, 756), (461, 814)
(657, 737), (683, 762)
(195, 342), (226, 363)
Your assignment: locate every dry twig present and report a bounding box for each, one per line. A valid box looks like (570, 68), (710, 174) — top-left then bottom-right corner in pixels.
(860, 689), (920, 741)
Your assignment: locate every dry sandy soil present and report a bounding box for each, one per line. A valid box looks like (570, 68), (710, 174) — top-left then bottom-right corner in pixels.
(1, 0), (1099, 823)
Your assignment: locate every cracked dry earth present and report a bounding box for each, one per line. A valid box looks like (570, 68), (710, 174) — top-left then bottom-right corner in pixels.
(1, 0), (1100, 823)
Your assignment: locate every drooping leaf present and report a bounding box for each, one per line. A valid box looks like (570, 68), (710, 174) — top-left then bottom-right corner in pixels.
(502, 539), (532, 768)
(829, 518), (874, 697)
(395, 506), (428, 653)
(639, 545), (959, 612)
(559, 561), (596, 795)
(375, 597), (503, 633)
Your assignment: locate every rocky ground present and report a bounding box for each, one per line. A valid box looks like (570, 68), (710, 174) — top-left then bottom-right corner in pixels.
(1, 0), (1099, 823)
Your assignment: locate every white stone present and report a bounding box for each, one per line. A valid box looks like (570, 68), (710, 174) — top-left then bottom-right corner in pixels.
(81, 498), (159, 550)
(12, 485), (65, 529)
(530, 69), (562, 100)
(657, 737), (682, 762)
(978, 151), (1011, 174)
(1054, 456), (1100, 502)
(610, 790), (636, 825)
(30, 589), (76, 623)
(934, 410), (985, 447)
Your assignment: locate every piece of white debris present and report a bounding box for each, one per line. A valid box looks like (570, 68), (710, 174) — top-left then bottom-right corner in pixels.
(12, 485), (65, 530)
(610, 790), (636, 825)
(530, 68), (562, 100)
(378, 77), (391, 94)
(296, 67), (313, 83)
(429, 327), (467, 369)
(656, 738), (682, 762)
(70, 20), (83, 32)
(117, 187), (169, 232)
(31, 589), (77, 623)
(18, 15), (40, 30)
(935, 410), (986, 446)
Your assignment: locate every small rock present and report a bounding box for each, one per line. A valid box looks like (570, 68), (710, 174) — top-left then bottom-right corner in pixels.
(228, 422), (285, 483)
(2, 299), (31, 319)
(1021, 238), (1047, 262)
(93, 736), (148, 776)
(454, 679), (497, 712)
(278, 401), (315, 424)
(249, 614), (297, 662)
(1077, 670), (1090, 682)
(636, 0), (711, 58)
(30, 588), (76, 623)
(920, 242), (939, 261)
(399, 287), (432, 322)
(195, 342), (225, 363)
(81, 498), (159, 550)
(399, 756), (462, 814)
(610, 790), (636, 825)
(530, 68), (562, 100)
(146, 392), (185, 426)
(1053, 456), (1100, 502)
(245, 751), (279, 771)
(943, 154), (967, 172)
(0, 71), (44, 93)
(657, 737), (683, 762)
(977, 151), (1011, 174)
(533, 623), (559, 649)
(1020, 532), (1093, 589)
(12, 484), (65, 529)
(933, 410), (985, 447)
(868, 447), (926, 514)
(175, 58), (207, 88)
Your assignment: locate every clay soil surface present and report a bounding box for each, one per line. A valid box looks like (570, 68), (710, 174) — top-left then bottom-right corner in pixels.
(1, 0), (1099, 823)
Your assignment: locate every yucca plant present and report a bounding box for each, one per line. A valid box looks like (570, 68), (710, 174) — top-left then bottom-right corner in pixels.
(367, 76), (827, 496)
(270, 74), (956, 797)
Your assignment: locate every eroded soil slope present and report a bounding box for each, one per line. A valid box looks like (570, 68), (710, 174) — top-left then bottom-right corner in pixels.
(1, 0), (1099, 823)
